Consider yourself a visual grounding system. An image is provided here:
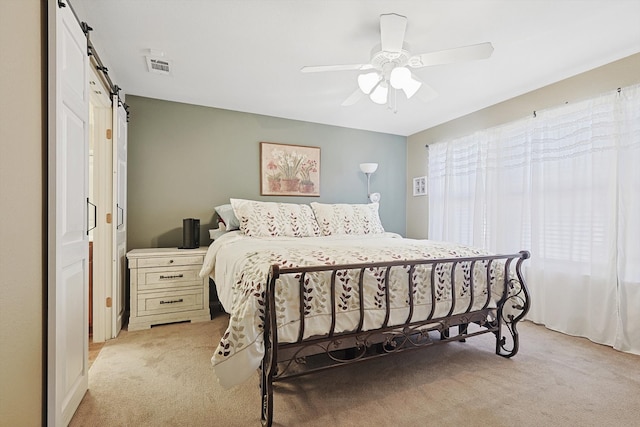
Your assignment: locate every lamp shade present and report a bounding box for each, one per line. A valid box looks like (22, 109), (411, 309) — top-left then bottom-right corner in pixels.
(390, 66), (422, 99)
(369, 81), (389, 105)
(401, 76), (422, 99)
(357, 72), (381, 95)
(359, 163), (378, 174)
(389, 66), (411, 89)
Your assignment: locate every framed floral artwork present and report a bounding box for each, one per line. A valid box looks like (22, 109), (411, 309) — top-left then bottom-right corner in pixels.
(260, 142), (320, 196)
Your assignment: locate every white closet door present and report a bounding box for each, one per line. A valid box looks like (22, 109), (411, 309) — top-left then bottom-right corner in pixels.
(48, 1), (90, 425)
(112, 97), (128, 337)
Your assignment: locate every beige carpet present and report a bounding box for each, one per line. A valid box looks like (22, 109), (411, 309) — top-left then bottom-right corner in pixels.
(70, 316), (640, 427)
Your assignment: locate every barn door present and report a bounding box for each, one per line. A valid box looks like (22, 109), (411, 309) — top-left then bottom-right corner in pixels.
(48, 1), (90, 425)
(112, 96), (128, 337)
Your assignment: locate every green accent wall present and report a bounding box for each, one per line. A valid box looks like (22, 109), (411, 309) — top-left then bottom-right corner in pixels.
(126, 96), (407, 249)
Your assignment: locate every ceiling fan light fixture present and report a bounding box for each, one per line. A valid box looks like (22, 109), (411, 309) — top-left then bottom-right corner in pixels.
(389, 66), (411, 89)
(300, 13), (493, 109)
(370, 81), (389, 104)
(401, 75), (422, 99)
(357, 72), (381, 94)
(390, 66), (422, 99)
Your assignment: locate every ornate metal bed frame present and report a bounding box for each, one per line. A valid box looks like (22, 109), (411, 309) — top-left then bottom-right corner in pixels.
(259, 251), (531, 426)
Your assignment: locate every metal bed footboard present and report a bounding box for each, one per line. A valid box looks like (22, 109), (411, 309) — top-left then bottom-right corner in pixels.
(260, 251), (530, 426)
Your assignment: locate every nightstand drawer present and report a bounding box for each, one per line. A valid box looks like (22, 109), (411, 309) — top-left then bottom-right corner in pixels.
(136, 255), (204, 268)
(137, 289), (204, 316)
(137, 267), (201, 290)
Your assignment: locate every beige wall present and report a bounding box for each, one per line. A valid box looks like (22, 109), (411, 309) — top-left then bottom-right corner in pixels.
(0, 0), (44, 425)
(406, 52), (640, 238)
(126, 96), (407, 249)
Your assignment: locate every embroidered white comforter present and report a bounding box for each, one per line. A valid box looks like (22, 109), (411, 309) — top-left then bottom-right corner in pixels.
(199, 232), (503, 389)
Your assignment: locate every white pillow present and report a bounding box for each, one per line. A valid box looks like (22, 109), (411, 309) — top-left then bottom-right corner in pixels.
(230, 199), (320, 237)
(310, 202), (385, 236)
(214, 203), (240, 230)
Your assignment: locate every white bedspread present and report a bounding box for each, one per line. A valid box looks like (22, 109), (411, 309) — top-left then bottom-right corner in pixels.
(199, 232), (502, 389)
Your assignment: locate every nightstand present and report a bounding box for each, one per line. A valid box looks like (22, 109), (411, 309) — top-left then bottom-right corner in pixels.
(126, 247), (210, 331)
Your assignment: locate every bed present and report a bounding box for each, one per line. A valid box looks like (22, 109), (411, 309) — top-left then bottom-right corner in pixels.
(199, 199), (530, 426)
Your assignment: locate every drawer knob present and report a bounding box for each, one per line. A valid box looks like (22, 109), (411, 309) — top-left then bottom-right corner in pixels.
(169, 259), (174, 263)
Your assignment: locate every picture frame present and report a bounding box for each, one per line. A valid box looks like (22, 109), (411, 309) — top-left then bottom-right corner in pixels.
(413, 176), (427, 196)
(260, 142), (320, 196)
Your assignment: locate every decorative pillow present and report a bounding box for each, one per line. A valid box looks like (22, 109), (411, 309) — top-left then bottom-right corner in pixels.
(214, 204), (240, 231)
(310, 202), (385, 236)
(230, 199), (320, 237)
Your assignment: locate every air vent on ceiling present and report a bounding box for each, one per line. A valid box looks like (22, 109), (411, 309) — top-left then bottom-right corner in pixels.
(145, 56), (172, 75)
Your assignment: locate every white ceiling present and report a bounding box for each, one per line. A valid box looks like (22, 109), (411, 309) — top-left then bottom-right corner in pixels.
(70, 0), (640, 136)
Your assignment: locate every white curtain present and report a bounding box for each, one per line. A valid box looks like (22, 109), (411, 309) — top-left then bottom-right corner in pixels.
(428, 84), (640, 354)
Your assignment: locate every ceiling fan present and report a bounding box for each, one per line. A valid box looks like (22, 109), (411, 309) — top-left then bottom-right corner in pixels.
(301, 13), (494, 107)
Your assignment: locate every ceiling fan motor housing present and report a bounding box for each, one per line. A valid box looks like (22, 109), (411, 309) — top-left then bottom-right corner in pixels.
(370, 43), (412, 79)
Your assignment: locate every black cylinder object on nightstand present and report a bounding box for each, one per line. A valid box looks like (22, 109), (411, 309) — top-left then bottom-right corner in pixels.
(181, 218), (200, 249)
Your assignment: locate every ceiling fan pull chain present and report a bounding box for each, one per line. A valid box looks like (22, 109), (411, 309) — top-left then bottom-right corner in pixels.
(389, 88), (398, 114)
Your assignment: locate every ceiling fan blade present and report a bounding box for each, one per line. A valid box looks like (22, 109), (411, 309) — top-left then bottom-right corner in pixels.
(380, 13), (407, 53)
(409, 73), (438, 102)
(301, 64), (373, 73)
(341, 89), (364, 106)
(409, 42), (494, 68)
(416, 82), (438, 102)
